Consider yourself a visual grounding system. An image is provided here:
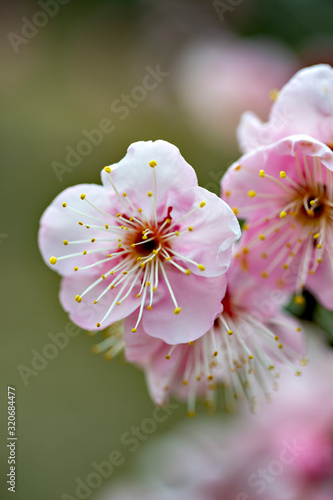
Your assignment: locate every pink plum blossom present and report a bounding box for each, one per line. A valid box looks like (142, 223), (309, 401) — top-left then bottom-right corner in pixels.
(173, 36), (299, 147)
(222, 135), (333, 308)
(39, 140), (240, 344)
(96, 335), (333, 500)
(238, 64), (333, 153)
(121, 259), (305, 414)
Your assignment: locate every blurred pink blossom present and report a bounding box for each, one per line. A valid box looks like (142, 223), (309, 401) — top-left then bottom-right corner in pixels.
(173, 36), (299, 148)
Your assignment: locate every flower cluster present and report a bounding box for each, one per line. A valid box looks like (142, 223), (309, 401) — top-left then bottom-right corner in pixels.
(39, 64), (333, 414)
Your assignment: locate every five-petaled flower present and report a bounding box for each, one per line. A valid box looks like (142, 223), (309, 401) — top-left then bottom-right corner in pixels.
(39, 140), (240, 344)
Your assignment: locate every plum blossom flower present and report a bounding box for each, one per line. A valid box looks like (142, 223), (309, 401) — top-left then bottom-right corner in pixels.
(120, 260), (305, 415)
(238, 64), (333, 153)
(39, 140), (240, 343)
(222, 135), (333, 308)
(96, 335), (333, 500)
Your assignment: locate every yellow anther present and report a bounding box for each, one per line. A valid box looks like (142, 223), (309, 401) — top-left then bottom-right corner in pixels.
(282, 263), (288, 269)
(235, 164), (241, 171)
(269, 88), (279, 101)
(227, 330), (233, 335)
(296, 327), (301, 332)
(104, 166), (111, 173)
(131, 243), (135, 247)
(280, 211), (287, 218)
(259, 170), (265, 178)
(313, 232), (320, 239)
(262, 253), (267, 259)
(80, 194), (86, 200)
(122, 271), (128, 275)
(110, 284), (114, 289)
(147, 191), (153, 197)
(86, 225), (90, 229)
(232, 207), (239, 215)
(142, 235), (148, 240)
(91, 238), (95, 243)
(278, 343), (283, 349)
(174, 307), (182, 315)
(214, 350), (218, 357)
(83, 251), (87, 255)
(261, 271), (269, 278)
(248, 190), (256, 197)
(242, 247), (249, 254)
(275, 336), (279, 341)
(131, 328), (137, 333)
(49, 256), (57, 265)
(96, 323), (101, 328)
(243, 224), (249, 231)
(136, 293), (140, 299)
(123, 192), (127, 197)
(74, 267), (79, 271)
(307, 209), (314, 217)
(310, 200), (316, 206)
(185, 269), (191, 275)
(93, 300), (98, 304)
(189, 341), (194, 346)
(153, 287), (157, 292)
(118, 243), (122, 248)
(146, 282), (151, 287)
(294, 295), (305, 305)
(317, 258), (322, 264)
(149, 160), (157, 168)
(248, 355), (254, 360)
(199, 201), (206, 208)
(62, 202), (67, 208)
(147, 305), (152, 310)
(309, 270), (314, 275)
(225, 190), (230, 197)
(317, 243), (322, 249)
(140, 262), (145, 268)
(188, 226), (193, 231)
(138, 208), (142, 213)
(182, 380), (188, 386)
(166, 256), (172, 261)
(75, 295), (82, 303)
(110, 271), (115, 275)
(165, 218), (171, 224)
(280, 171), (286, 178)
(78, 221), (83, 225)
(174, 230), (179, 236)
(198, 264), (205, 271)
(259, 234), (265, 240)
(165, 355), (170, 359)
(152, 249), (158, 255)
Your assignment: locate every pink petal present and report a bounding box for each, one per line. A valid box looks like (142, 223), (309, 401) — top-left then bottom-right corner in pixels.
(142, 268), (226, 344)
(38, 183), (117, 277)
(238, 64), (333, 152)
(101, 140), (198, 219)
(170, 186), (240, 277)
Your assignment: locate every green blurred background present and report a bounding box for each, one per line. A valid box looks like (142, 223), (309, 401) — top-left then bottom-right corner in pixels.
(1, 0), (333, 498)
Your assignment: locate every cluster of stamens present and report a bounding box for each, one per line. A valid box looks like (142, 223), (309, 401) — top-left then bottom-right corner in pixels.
(229, 153), (333, 302)
(49, 160), (207, 331)
(151, 293), (305, 415)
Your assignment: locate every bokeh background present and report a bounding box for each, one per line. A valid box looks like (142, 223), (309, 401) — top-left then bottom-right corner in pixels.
(1, 0), (333, 498)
